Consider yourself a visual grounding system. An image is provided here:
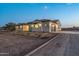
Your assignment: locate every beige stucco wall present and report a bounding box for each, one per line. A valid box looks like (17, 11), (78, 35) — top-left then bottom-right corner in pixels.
(22, 25), (29, 32)
(15, 26), (19, 31)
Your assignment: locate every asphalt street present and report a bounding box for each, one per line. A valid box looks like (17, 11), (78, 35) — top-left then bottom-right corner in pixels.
(28, 32), (79, 56)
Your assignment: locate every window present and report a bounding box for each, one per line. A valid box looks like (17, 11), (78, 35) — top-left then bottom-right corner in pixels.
(20, 25), (22, 29)
(39, 23), (42, 27)
(31, 24), (34, 27)
(35, 24), (39, 28)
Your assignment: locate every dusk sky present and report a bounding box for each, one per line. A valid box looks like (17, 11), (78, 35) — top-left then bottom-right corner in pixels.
(0, 3), (79, 27)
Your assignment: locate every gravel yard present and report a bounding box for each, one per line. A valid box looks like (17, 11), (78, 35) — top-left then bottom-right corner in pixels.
(0, 31), (57, 56)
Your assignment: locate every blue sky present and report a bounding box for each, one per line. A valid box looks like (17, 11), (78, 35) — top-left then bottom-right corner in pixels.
(0, 3), (79, 27)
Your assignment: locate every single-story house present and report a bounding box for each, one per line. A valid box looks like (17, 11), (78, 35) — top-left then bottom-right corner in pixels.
(15, 19), (61, 32)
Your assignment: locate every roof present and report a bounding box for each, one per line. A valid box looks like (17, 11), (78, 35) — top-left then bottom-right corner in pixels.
(16, 23), (27, 26)
(32, 19), (59, 23)
(16, 19), (60, 25)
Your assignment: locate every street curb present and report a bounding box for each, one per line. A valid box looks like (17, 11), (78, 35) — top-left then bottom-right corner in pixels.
(25, 34), (60, 56)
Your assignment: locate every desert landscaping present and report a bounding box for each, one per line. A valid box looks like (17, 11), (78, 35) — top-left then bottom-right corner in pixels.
(0, 31), (57, 56)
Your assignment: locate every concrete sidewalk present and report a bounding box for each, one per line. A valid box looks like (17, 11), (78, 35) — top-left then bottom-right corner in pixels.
(53, 31), (79, 34)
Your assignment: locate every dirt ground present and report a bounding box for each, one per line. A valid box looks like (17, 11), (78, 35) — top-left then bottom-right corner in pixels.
(0, 31), (57, 56)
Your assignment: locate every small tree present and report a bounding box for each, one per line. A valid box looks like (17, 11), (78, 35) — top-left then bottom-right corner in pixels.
(0, 26), (1, 30)
(5, 22), (16, 31)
